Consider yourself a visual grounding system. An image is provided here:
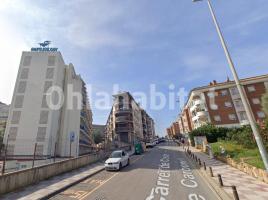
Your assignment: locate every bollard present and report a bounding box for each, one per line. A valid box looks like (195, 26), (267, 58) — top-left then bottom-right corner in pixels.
(209, 166), (214, 177)
(231, 186), (239, 200)
(218, 174), (224, 187)
(195, 156), (198, 162)
(198, 159), (201, 166)
(203, 162), (206, 170)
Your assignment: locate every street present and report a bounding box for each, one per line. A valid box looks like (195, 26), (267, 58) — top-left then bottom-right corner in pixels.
(50, 141), (220, 200)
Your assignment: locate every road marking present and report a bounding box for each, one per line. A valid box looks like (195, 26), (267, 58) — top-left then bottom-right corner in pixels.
(146, 153), (171, 200)
(79, 172), (119, 200)
(78, 154), (145, 200)
(179, 147), (221, 200)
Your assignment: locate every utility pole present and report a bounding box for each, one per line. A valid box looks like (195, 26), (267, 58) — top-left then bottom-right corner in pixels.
(192, 0), (268, 170)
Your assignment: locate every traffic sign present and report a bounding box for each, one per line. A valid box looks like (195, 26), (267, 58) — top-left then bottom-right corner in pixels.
(70, 132), (75, 142)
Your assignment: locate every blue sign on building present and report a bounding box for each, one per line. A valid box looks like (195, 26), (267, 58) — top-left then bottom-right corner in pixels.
(31, 41), (58, 52)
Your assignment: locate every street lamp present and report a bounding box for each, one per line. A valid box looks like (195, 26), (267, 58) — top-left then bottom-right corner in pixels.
(193, 0), (268, 171)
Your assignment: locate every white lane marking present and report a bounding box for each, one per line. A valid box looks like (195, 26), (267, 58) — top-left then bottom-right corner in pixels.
(189, 194), (206, 200)
(179, 160), (207, 200)
(145, 153), (171, 200)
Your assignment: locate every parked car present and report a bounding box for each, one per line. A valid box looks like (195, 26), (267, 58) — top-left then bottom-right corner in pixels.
(105, 150), (130, 171)
(146, 141), (155, 148)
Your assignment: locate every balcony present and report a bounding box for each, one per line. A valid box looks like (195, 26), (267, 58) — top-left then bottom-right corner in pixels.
(114, 109), (132, 115)
(115, 127), (133, 133)
(190, 99), (204, 112)
(80, 129), (90, 138)
(192, 111), (208, 122)
(115, 116), (133, 122)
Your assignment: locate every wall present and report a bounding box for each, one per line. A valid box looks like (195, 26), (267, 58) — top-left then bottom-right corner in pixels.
(0, 152), (106, 195)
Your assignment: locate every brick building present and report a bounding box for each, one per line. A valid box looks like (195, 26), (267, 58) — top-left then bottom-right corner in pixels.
(176, 74), (268, 134)
(105, 92), (155, 147)
(166, 121), (181, 138)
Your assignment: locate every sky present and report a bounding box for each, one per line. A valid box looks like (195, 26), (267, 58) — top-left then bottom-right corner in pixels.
(0, 0), (268, 136)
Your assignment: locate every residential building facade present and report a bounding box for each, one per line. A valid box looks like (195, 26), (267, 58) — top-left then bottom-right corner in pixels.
(105, 92), (155, 147)
(3, 50), (94, 159)
(167, 121), (181, 138)
(177, 74), (268, 134)
(0, 102), (9, 139)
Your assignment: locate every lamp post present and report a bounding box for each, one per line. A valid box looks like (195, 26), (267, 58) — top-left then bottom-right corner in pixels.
(192, 0), (268, 170)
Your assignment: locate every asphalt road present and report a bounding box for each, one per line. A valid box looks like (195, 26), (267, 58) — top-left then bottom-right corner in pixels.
(50, 141), (221, 200)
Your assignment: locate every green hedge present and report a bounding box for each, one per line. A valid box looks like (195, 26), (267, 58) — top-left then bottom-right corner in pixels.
(189, 123), (268, 149)
(189, 124), (229, 145)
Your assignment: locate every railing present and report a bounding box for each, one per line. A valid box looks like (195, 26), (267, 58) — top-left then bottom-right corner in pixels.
(114, 109), (132, 114)
(115, 116), (133, 122)
(115, 127), (133, 132)
(0, 152), (106, 195)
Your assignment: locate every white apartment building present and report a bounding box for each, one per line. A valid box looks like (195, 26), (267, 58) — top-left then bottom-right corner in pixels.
(3, 49), (93, 159)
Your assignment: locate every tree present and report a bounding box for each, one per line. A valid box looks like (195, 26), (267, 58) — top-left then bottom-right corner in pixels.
(93, 130), (103, 144)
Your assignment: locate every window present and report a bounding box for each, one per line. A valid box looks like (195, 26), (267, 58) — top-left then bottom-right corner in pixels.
(23, 56), (32, 66)
(224, 102), (232, 108)
(18, 81), (27, 93)
(39, 111), (49, 124)
(43, 81), (53, 93)
(221, 90), (228, 96)
(207, 92), (215, 98)
(252, 98), (260, 105)
(46, 68), (54, 79)
(14, 95), (24, 108)
(36, 144), (44, 156)
(230, 87), (239, 95)
(229, 114), (237, 121)
(214, 115), (221, 122)
(247, 86), (256, 92)
(11, 111), (21, 124)
(7, 145), (15, 155)
(210, 104), (218, 110)
(20, 68), (29, 79)
(239, 112), (247, 121)
(257, 111), (265, 118)
(234, 100), (243, 108)
(37, 127), (46, 142)
(9, 127), (18, 141)
(48, 56), (56, 66)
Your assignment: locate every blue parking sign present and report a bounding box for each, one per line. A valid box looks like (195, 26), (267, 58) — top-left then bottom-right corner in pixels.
(70, 132), (75, 142)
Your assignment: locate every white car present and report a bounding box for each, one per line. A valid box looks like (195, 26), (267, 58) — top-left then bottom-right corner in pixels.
(105, 150), (130, 171)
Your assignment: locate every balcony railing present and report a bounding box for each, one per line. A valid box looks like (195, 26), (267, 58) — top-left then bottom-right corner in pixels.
(190, 99), (205, 112)
(115, 116), (133, 122)
(115, 127), (133, 133)
(114, 109), (132, 114)
(192, 111), (208, 122)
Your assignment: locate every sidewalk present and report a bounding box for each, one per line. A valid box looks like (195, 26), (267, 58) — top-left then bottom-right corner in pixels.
(1, 149), (135, 200)
(186, 146), (268, 200)
(1, 162), (105, 200)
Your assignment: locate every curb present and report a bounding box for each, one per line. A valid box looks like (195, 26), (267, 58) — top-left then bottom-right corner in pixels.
(183, 150), (233, 200)
(39, 166), (105, 200)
